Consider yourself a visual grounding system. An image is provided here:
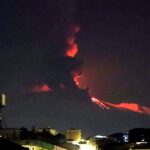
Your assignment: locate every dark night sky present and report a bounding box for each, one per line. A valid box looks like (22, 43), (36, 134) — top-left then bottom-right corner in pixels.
(0, 0), (150, 136)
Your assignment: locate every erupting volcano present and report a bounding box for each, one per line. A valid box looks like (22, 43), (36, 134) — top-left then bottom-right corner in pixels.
(65, 25), (150, 116)
(30, 25), (150, 116)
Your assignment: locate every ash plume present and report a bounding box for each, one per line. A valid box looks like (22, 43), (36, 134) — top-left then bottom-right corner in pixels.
(43, 55), (83, 91)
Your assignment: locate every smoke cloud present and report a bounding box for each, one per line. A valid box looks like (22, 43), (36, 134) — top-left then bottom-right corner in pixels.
(0, 0), (81, 94)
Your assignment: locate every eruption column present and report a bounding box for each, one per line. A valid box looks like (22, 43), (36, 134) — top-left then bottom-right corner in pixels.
(65, 25), (110, 110)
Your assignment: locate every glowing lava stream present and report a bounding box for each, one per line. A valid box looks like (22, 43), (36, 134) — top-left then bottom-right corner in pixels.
(102, 100), (150, 115)
(66, 25), (150, 116)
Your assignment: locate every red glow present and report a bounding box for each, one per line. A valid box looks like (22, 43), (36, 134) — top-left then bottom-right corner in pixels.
(66, 41), (78, 57)
(66, 26), (80, 57)
(116, 103), (141, 112)
(73, 76), (80, 86)
(31, 84), (52, 93)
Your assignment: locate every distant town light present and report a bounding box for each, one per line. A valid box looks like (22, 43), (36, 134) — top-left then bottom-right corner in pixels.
(95, 135), (108, 139)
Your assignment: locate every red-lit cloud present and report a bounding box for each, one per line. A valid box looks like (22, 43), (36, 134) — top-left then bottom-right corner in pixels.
(31, 84), (52, 93)
(66, 26), (80, 57)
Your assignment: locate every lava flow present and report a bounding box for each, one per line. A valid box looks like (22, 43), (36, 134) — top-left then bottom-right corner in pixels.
(66, 25), (150, 116)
